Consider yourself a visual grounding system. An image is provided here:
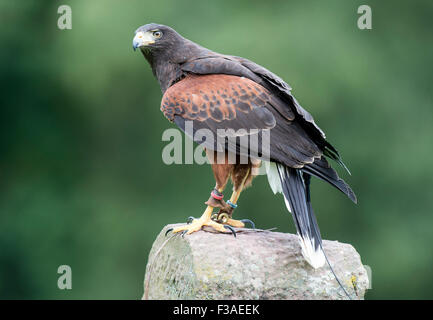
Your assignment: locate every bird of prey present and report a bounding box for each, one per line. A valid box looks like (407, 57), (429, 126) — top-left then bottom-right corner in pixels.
(133, 23), (356, 269)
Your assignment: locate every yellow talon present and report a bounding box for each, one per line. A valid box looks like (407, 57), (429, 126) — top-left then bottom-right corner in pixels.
(215, 212), (246, 228)
(225, 218), (245, 228)
(171, 205), (228, 235)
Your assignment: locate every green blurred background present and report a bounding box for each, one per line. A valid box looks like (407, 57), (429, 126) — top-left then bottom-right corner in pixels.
(1, 0), (432, 299)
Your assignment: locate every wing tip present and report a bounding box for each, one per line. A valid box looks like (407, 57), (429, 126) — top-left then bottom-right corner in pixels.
(349, 190), (358, 204)
(342, 180), (358, 204)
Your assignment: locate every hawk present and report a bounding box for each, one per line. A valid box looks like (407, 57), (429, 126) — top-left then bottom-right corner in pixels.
(133, 24), (356, 269)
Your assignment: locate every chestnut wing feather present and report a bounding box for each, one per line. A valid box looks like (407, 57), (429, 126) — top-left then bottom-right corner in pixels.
(160, 74), (323, 168)
(161, 74), (277, 132)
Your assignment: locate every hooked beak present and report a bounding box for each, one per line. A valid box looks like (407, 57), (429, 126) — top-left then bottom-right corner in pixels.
(133, 31), (155, 51)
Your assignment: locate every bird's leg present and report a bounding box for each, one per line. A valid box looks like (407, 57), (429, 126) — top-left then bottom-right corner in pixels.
(170, 187), (237, 235)
(170, 152), (235, 236)
(214, 165), (256, 229)
(171, 202), (226, 236)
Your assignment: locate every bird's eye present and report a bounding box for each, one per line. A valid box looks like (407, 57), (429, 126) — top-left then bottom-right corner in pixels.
(153, 30), (162, 39)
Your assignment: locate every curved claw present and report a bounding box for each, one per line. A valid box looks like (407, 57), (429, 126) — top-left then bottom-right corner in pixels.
(186, 216), (195, 224)
(240, 219), (255, 229)
(181, 230), (188, 238)
(224, 225), (237, 238)
(165, 228), (173, 237)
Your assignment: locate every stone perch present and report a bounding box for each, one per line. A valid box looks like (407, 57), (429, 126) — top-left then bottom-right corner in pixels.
(143, 224), (369, 300)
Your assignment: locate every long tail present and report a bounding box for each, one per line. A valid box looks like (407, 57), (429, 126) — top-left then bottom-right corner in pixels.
(266, 161), (354, 297)
(265, 160), (356, 267)
(274, 163), (326, 268)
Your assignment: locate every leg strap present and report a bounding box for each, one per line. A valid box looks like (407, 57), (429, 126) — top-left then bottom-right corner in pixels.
(211, 188), (224, 201)
(226, 200), (237, 209)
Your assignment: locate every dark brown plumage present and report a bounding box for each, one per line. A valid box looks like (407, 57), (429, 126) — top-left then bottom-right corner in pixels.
(133, 23), (356, 269)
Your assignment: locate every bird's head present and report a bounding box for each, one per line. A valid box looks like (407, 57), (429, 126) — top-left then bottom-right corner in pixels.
(133, 23), (211, 91)
(132, 23), (183, 53)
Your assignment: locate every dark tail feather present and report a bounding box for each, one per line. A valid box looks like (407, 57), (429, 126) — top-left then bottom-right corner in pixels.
(302, 157), (357, 204)
(303, 173), (322, 245)
(274, 164), (354, 298)
(306, 172), (356, 298)
(277, 164), (325, 268)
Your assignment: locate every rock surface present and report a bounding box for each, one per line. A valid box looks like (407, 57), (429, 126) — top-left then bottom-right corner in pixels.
(143, 224), (369, 300)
